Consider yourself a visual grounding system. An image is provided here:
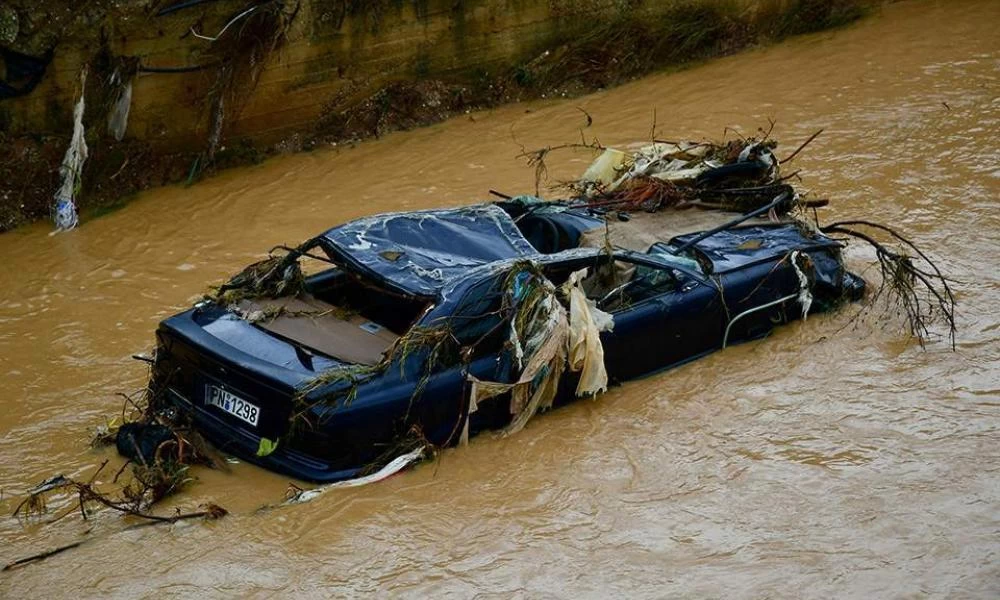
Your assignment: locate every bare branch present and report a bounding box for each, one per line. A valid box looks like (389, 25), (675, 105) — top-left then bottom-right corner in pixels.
(783, 128), (824, 164)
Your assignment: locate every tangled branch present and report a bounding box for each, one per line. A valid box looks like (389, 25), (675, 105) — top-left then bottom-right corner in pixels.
(7, 460), (226, 571)
(209, 242), (309, 305)
(516, 139), (605, 196)
(12, 461), (227, 524)
(820, 220), (956, 348)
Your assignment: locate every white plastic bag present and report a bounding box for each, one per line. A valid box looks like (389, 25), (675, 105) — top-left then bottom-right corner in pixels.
(53, 69), (88, 232)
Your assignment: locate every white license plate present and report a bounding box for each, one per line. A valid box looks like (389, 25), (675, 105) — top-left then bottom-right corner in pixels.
(205, 385), (260, 427)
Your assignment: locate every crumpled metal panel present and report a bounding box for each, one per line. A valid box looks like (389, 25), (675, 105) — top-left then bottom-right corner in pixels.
(319, 204), (539, 297)
(670, 224), (840, 274)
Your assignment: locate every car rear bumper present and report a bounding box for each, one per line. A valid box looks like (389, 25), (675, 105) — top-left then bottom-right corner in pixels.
(165, 387), (364, 483)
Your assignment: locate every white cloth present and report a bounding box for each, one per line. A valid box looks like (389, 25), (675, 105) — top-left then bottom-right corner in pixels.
(282, 447), (425, 504)
(564, 268), (613, 396)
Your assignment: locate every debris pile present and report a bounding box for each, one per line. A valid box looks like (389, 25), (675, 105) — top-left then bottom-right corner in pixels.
(6, 462), (226, 571)
(521, 125), (955, 348)
(190, 125), (956, 479)
(210, 244), (307, 306)
(6, 367), (229, 570)
(574, 138), (784, 214)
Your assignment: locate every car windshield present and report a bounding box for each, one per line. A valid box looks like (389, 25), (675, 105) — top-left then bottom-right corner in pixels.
(645, 244), (706, 274)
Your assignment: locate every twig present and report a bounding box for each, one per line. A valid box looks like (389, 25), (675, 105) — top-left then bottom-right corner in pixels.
(4, 501), (227, 571)
(783, 129), (823, 164)
(516, 140), (604, 196)
(109, 157), (130, 181)
(723, 126), (747, 142)
(759, 118), (776, 142)
(3, 540), (88, 571)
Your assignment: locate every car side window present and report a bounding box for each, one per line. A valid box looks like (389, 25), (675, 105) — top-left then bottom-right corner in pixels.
(580, 258), (680, 313)
(449, 275), (508, 359)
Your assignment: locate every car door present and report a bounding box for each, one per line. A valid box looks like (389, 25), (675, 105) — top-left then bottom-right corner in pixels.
(597, 254), (726, 380)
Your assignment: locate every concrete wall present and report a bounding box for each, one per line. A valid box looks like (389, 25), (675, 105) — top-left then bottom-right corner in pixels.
(4, 1), (619, 145)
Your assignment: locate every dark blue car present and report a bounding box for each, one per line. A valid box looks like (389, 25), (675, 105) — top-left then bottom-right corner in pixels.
(151, 203), (864, 482)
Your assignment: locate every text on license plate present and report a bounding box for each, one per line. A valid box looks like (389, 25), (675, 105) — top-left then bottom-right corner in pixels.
(205, 385), (260, 427)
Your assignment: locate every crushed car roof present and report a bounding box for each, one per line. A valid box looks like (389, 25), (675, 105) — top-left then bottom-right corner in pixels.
(318, 204), (540, 297)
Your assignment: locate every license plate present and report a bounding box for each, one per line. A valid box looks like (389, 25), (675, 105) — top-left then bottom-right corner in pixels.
(205, 385), (260, 427)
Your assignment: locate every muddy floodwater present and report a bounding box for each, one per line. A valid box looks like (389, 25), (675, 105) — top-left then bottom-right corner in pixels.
(1, 0), (998, 596)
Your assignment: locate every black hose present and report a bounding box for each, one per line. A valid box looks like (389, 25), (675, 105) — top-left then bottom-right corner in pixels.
(695, 160), (770, 185)
(699, 183), (793, 196)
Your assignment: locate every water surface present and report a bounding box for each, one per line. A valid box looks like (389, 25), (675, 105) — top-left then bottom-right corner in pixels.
(1, 1), (998, 596)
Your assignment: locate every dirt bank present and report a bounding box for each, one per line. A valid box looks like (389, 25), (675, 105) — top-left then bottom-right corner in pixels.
(0, 0), (876, 231)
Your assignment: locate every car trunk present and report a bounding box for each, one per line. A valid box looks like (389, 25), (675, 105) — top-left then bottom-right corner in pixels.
(153, 305), (319, 449)
(149, 265), (434, 472)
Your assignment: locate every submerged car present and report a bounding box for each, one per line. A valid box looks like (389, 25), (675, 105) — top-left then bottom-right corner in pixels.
(149, 201), (864, 482)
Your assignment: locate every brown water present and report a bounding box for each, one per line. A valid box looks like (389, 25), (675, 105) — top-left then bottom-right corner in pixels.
(2, 0), (998, 596)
